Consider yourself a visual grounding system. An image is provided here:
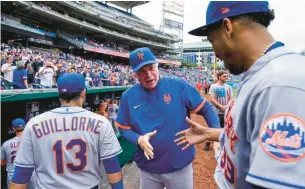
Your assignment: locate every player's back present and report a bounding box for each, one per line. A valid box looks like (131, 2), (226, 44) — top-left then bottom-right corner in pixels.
(1, 137), (21, 173)
(17, 106), (121, 189)
(107, 104), (118, 117)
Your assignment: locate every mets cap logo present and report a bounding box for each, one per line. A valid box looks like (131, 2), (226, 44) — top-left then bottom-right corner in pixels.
(137, 51), (144, 60)
(163, 94), (171, 104)
(259, 114), (305, 162)
(222, 8), (230, 14)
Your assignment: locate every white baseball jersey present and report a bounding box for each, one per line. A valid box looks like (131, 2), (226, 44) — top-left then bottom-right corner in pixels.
(1, 136), (21, 173)
(107, 104), (119, 117)
(14, 106), (122, 189)
(1, 136), (37, 188)
(209, 83), (232, 113)
(38, 67), (54, 87)
(1, 63), (16, 82)
(215, 47), (305, 189)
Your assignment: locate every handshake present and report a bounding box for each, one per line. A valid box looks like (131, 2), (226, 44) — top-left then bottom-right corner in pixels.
(137, 117), (221, 160)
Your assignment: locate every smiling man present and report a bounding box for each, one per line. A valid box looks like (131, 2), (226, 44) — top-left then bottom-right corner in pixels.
(175, 1), (305, 189)
(115, 47), (220, 189)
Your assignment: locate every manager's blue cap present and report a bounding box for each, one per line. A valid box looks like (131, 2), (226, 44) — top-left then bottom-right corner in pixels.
(57, 73), (86, 93)
(12, 118), (26, 128)
(129, 47), (157, 72)
(189, 1), (269, 36)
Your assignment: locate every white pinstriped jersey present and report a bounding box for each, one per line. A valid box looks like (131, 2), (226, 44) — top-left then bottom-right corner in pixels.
(14, 106), (122, 189)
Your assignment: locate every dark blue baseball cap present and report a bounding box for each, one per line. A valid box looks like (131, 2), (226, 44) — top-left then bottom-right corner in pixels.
(12, 118), (26, 128)
(129, 47), (157, 72)
(189, 1), (269, 36)
(57, 73), (86, 93)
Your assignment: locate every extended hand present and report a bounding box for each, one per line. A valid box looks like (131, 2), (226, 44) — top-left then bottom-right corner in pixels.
(137, 130), (157, 160)
(174, 117), (209, 150)
(220, 106), (226, 113)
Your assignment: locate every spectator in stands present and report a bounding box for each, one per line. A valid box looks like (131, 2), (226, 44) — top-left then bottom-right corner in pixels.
(1, 55), (16, 84)
(38, 61), (55, 88)
(1, 54), (7, 65)
(12, 61), (28, 89)
(100, 69), (109, 86)
(115, 72), (120, 86)
(76, 66), (82, 74)
(109, 73), (116, 86)
(92, 70), (101, 87)
(55, 64), (65, 81)
(82, 66), (94, 87)
(25, 62), (35, 88)
(35, 56), (43, 68)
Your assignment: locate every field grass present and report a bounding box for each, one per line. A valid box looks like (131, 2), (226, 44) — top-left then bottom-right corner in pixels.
(233, 88), (237, 97)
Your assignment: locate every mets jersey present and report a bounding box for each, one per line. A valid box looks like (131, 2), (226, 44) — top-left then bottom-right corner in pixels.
(1, 136), (37, 188)
(14, 106), (122, 189)
(116, 77), (206, 173)
(209, 83), (232, 113)
(214, 47), (305, 189)
(108, 104), (119, 118)
(1, 136), (21, 173)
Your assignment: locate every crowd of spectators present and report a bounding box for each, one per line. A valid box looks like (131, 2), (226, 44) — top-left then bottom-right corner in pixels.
(1, 43), (228, 92)
(1, 43), (137, 90)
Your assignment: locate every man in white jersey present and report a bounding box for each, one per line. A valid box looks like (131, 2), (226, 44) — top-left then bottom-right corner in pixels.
(1, 118), (36, 189)
(38, 61), (55, 88)
(10, 73), (124, 189)
(1, 55), (16, 83)
(175, 1), (305, 189)
(107, 99), (119, 135)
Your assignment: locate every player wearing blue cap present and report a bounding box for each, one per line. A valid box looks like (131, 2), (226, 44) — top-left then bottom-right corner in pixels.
(10, 73), (124, 189)
(1, 118), (36, 189)
(176, 1), (305, 189)
(115, 47), (220, 189)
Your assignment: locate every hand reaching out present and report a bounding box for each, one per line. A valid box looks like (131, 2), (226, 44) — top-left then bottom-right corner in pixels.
(137, 130), (157, 160)
(174, 117), (211, 150)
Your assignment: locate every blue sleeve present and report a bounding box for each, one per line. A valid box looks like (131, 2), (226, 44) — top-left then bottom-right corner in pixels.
(197, 101), (220, 128)
(180, 79), (205, 112)
(103, 156), (121, 174)
(11, 165), (34, 184)
(111, 180), (124, 189)
(115, 93), (140, 146)
(103, 157), (124, 189)
(23, 70), (28, 80)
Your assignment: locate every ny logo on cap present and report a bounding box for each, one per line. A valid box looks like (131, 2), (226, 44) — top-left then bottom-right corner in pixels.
(222, 8), (230, 14)
(137, 51), (144, 60)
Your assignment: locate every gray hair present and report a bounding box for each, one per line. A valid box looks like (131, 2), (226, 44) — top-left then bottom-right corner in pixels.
(16, 60), (25, 69)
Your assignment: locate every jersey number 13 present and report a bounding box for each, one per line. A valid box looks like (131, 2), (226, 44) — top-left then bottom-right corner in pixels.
(52, 138), (87, 174)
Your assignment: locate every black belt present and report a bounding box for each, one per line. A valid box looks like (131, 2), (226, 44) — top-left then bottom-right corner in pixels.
(91, 185), (98, 189)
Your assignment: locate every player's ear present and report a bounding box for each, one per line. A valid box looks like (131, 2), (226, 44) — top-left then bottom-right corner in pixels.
(80, 89), (86, 98)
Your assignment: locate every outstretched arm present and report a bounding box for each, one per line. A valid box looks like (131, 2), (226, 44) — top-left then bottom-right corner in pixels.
(196, 100), (220, 128)
(174, 117), (223, 150)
